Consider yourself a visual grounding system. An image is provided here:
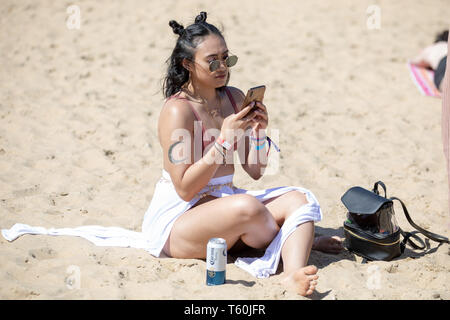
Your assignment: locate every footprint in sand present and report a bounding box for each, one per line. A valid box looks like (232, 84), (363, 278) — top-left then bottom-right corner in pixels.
(46, 191), (70, 207)
(28, 247), (58, 260)
(44, 209), (63, 215)
(12, 185), (40, 198)
(118, 269), (129, 280)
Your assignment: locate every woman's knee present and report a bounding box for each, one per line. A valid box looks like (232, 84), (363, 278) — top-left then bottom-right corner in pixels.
(273, 191), (310, 225)
(291, 191), (308, 205)
(231, 194), (272, 223)
(286, 191), (309, 213)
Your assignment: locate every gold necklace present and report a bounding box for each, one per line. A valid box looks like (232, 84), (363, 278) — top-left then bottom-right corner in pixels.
(182, 87), (223, 118)
(181, 86), (204, 103)
(205, 93), (223, 118)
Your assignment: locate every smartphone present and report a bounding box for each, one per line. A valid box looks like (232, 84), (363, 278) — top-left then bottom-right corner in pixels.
(242, 85), (266, 113)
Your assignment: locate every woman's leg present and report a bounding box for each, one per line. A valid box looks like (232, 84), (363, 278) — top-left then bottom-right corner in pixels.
(261, 191), (318, 295)
(166, 193), (280, 259)
(263, 190), (343, 256)
(262, 190), (342, 295)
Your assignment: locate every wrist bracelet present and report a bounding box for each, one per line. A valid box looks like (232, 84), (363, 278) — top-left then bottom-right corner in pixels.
(255, 142), (266, 150)
(214, 142), (226, 162)
(250, 139), (266, 146)
(217, 137), (232, 151)
(250, 135), (267, 142)
(255, 141), (267, 150)
(266, 136), (281, 156)
(266, 136), (280, 152)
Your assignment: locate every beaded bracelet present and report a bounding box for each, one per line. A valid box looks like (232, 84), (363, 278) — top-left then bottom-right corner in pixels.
(250, 135), (267, 142)
(249, 131), (281, 155)
(255, 141), (266, 150)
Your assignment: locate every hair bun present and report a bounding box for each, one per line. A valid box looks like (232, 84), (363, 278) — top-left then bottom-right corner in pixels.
(169, 20), (185, 36)
(194, 11), (207, 24)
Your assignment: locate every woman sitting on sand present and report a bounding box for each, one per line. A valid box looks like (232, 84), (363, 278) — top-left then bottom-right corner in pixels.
(1, 10), (344, 298)
(147, 11), (343, 296)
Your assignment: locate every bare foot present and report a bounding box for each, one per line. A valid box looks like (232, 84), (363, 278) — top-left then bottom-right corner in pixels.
(312, 236), (344, 254)
(281, 265), (319, 296)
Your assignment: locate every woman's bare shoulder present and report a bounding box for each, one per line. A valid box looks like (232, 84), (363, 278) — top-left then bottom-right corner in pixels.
(159, 96), (196, 128)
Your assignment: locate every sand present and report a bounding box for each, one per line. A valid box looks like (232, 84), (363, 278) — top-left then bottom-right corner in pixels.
(0, 0), (449, 300)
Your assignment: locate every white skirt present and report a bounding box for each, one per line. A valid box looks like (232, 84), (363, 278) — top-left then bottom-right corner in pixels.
(2, 169), (323, 278)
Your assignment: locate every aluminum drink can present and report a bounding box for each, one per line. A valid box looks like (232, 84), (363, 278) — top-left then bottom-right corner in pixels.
(206, 237), (227, 285)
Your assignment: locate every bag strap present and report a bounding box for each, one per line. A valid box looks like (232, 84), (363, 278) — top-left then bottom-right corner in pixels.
(399, 228), (426, 252)
(372, 181), (387, 198)
(389, 196), (450, 251)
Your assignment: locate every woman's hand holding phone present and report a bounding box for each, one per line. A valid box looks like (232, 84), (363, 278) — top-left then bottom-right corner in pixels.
(240, 85), (268, 135)
(218, 85), (269, 147)
(218, 102), (259, 145)
(245, 101), (268, 135)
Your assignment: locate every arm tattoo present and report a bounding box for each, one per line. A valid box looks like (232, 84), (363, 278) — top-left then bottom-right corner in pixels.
(168, 140), (187, 164)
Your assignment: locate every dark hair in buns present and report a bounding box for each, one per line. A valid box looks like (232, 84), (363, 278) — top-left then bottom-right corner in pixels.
(163, 12), (227, 98)
(194, 11), (207, 24)
(168, 20), (185, 36)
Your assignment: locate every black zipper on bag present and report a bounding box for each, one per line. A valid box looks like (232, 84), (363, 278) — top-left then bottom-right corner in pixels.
(344, 223), (400, 246)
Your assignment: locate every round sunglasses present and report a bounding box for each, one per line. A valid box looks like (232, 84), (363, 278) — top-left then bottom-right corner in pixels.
(208, 55), (238, 72)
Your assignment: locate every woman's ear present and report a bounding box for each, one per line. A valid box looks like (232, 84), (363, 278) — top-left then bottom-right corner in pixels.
(182, 58), (192, 72)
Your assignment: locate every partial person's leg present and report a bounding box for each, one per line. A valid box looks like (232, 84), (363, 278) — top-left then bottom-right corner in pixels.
(166, 193), (280, 259)
(435, 56), (447, 91)
(443, 36), (450, 215)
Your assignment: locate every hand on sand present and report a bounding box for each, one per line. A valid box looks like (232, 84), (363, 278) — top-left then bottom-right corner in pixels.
(312, 236), (344, 254)
(281, 265), (319, 296)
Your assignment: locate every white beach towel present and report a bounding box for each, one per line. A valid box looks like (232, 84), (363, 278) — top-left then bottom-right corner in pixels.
(1, 169), (322, 278)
